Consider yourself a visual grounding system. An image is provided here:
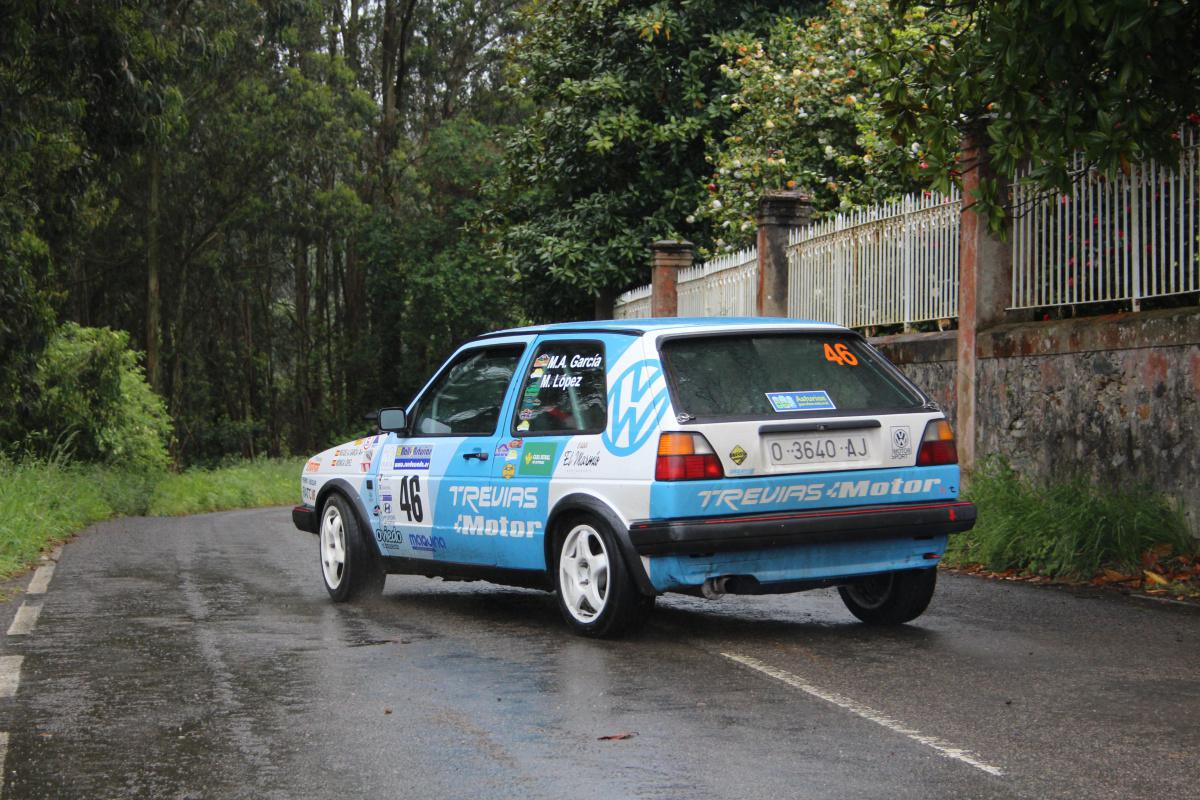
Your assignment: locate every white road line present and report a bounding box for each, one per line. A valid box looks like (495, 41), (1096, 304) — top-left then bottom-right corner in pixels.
(0, 657), (22, 698)
(0, 731), (7, 797)
(26, 563), (54, 595)
(722, 653), (1004, 777)
(6, 604), (41, 636)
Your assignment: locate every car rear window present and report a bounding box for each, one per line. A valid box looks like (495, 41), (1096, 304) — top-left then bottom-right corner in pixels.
(660, 333), (923, 419)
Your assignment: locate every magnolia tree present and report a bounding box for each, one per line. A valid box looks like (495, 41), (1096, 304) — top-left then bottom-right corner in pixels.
(696, 0), (934, 249)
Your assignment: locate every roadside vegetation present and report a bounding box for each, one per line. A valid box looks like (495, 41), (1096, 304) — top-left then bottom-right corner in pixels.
(949, 459), (1199, 599)
(0, 457), (301, 579)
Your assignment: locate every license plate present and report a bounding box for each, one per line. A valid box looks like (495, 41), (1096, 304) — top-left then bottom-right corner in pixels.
(765, 433), (871, 466)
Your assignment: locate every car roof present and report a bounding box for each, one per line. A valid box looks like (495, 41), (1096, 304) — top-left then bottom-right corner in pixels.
(474, 317), (848, 340)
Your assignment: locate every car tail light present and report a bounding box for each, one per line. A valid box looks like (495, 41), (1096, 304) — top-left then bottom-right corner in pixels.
(655, 432), (724, 481)
(916, 419), (958, 466)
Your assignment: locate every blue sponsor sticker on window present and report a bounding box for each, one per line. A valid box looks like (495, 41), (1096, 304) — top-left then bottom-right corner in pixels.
(394, 444), (433, 470)
(765, 390), (836, 413)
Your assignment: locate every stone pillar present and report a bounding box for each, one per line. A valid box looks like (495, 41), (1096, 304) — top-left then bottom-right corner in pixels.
(956, 136), (1012, 472)
(756, 191), (813, 316)
(649, 239), (694, 317)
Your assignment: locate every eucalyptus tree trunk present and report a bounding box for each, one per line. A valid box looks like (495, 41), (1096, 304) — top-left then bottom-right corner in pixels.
(146, 150), (163, 393)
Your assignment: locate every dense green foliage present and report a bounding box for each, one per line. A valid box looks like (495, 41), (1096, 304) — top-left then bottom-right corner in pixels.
(1, 0), (522, 465)
(490, 0), (804, 315)
(877, 0), (1200, 229)
(3, 0), (1195, 469)
(949, 460), (1194, 578)
(0, 457), (301, 578)
(698, 0), (923, 247)
(25, 324), (171, 470)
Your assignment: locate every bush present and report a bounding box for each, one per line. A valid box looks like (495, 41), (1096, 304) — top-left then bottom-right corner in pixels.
(25, 323), (171, 470)
(947, 459), (1195, 578)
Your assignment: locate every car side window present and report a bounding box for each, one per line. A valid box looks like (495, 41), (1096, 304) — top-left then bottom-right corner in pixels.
(411, 346), (523, 436)
(513, 340), (607, 435)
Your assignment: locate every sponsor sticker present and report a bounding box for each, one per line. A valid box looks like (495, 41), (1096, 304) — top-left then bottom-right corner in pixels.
(520, 442), (558, 476)
(408, 533), (447, 554)
(533, 354), (551, 369)
(495, 443), (509, 458)
(891, 426), (913, 459)
(560, 448), (601, 470)
(697, 477), (944, 512)
(394, 445), (433, 471)
(765, 390), (836, 413)
(516, 421), (530, 431)
(729, 445), (748, 465)
(305, 459), (321, 473)
(502, 463), (516, 479)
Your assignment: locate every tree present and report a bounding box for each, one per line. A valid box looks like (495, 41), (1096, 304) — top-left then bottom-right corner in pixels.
(490, 0), (799, 319)
(876, 0), (1200, 228)
(697, 0), (925, 249)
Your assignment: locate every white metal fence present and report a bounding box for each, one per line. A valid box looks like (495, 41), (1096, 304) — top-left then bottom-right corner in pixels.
(613, 283), (651, 319)
(613, 131), (1199, 323)
(1012, 128), (1199, 311)
(677, 247), (758, 316)
(787, 190), (960, 327)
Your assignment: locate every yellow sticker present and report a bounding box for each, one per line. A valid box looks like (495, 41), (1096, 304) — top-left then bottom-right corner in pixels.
(502, 463), (516, 480)
(729, 445), (748, 465)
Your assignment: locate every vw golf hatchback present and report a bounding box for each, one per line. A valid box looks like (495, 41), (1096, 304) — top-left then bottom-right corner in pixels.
(293, 318), (976, 637)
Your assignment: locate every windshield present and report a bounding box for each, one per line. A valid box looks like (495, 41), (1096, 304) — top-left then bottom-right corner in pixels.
(660, 333), (923, 420)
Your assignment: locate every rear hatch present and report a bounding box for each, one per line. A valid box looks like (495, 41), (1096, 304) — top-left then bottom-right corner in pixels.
(658, 330), (941, 476)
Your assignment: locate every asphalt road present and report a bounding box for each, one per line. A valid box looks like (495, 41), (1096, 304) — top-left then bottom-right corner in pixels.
(0, 507), (1197, 799)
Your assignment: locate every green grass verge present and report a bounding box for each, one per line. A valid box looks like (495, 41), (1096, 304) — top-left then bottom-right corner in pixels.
(946, 458), (1195, 579)
(146, 458), (301, 516)
(0, 457), (301, 579)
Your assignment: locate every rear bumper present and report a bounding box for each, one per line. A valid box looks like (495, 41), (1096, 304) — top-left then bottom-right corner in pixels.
(628, 500), (976, 556)
(292, 504), (318, 534)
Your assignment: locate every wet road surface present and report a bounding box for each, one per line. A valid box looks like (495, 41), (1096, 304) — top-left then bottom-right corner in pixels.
(1, 507), (1197, 799)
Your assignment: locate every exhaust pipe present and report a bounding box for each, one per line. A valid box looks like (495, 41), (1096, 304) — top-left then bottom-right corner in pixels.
(701, 576), (731, 599)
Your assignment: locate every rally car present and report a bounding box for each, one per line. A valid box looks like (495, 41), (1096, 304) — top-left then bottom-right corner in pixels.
(293, 318), (975, 637)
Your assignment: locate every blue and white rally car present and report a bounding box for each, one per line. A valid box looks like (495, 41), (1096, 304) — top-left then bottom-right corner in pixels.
(293, 318), (975, 637)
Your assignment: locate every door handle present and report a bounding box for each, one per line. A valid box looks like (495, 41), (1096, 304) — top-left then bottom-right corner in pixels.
(462, 449), (489, 462)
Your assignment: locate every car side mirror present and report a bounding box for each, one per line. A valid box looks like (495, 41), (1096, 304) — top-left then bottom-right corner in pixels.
(378, 407), (407, 434)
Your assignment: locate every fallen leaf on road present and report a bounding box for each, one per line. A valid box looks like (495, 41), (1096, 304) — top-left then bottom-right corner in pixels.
(598, 732), (638, 741)
(1143, 571), (1169, 586)
(1101, 568), (1137, 584)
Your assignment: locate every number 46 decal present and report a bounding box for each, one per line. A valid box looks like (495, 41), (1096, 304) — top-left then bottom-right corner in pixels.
(397, 475), (424, 523)
(823, 342), (859, 366)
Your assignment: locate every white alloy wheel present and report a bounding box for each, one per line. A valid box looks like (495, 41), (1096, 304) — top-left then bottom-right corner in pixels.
(558, 523), (611, 623)
(320, 504), (347, 590)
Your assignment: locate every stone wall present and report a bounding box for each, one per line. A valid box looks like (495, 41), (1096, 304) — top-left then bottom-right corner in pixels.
(872, 308), (1200, 534)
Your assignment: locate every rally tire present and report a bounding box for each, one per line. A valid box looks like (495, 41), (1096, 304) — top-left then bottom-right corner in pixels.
(319, 493), (386, 602)
(553, 514), (654, 638)
(838, 567), (937, 625)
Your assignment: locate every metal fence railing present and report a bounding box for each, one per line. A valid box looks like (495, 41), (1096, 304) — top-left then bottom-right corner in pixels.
(677, 247), (758, 317)
(1011, 128), (1199, 311)
(613, 283), (651, 319)
(787, 190), (960, 328)
(613, 132), (1198, 323)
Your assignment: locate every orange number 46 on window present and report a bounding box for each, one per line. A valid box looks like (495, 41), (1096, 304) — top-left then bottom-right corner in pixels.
(823, 342), (859, 366)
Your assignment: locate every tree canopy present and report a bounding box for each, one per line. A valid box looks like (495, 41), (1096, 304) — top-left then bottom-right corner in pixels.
(3, 0), (1194, 467)
(489, 0), (803, 316)
(876, 0), (1200, 228)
